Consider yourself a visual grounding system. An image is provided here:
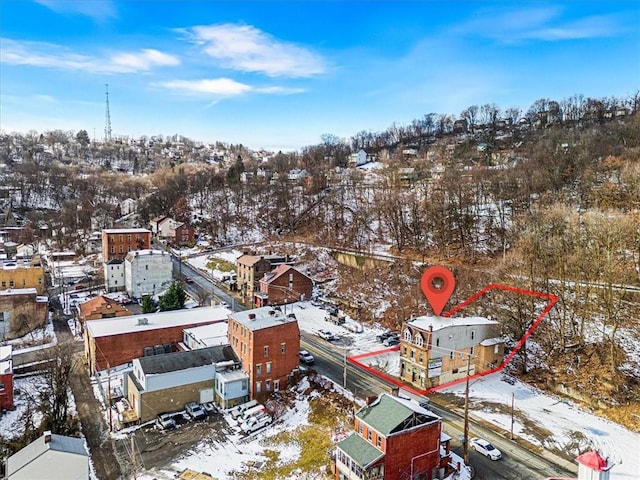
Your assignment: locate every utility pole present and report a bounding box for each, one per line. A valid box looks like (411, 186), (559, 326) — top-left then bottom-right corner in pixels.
(463, 353), (471, 465)
(131, 434), (137, 480)
(511, 392), (515, 440)
(343, 346), (347, 389)
(107, 364), (112, 432)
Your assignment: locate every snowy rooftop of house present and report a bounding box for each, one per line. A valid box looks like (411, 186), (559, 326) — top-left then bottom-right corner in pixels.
(230, 307), (298, 331)
(217, 368), (247, 381)
(408, 315), (497, 332)
(0, 345), (12, 374)
(480, 337), (503, 346)
(86, 305), (231, 338)
(0, 288), (38, 297)
(125, 249), (168, 259)
(183, 321), (229, 347)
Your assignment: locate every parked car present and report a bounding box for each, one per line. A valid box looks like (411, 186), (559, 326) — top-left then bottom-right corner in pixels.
(184, 276), (194, 284)
(230, 399), (258, 419)
(299, 350), (315, 365)
(184, 401), (206, 420)
(470, 437), (502, 460)
(240, 414), (272, 434)
(383, 336), (400, 347)
(240, 404), (267, 423)
(156, 413), (176, 430)
(317, 329), (337, 341)
(376, 331), (399, 343)
(203, 402), (217, 414)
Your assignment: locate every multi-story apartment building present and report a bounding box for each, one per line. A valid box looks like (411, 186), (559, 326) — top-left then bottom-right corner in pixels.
(335, 393), (453, 480)
(399, 316), (504, 390)
(227, 307), (300, 399)
(236, 254), (294, 302)
(124, 249), (173, 298)
(0, 258), (46, 295)
(101, 228), (151, 262)
(255, 265), (313, 307)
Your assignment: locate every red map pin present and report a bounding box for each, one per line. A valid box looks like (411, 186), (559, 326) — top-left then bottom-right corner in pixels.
(421, 266), (456, 316)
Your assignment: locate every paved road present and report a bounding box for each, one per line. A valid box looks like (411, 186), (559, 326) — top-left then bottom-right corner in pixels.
(50, 314), (128, 480)
(302, 334), (577, 480)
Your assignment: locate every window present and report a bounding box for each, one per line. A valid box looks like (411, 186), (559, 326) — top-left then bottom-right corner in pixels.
(419, 354), (423, 363)
(119, 245), (123, 253)
(436, 338), (440, 347)
(274, 380), (280, 391)
(266, 380), (271, 392)
(367, 430), (372, 441)
(358, 422), (363, 434)
(110, 246), (115, 254)
(264, 346), (269, 357)
(494, 344), (500, 354)
(145, 265), (148, 270)
(242, 380), (248, 390)
(127, 234), (131, 241)
(449, 351), (454, 360)
(9, 281), (14, 288)
(415, 333), (423, 347)
(256, 364), (262, 376)
(0, 381), (4, 391)
(281, 343), (286, 353)
(256, 381), (261, 393)
(471, 330), (475, 340)
(404, 329), (412, 342)
(470, 346), (474, 355)
(376, 435), (382, 447)
(410, 350), (415, 359)
(266, 362), (272, 374)
(1, 282), (5, 288)
(119, 234), (123, 242)
(22, 279), (26, 286)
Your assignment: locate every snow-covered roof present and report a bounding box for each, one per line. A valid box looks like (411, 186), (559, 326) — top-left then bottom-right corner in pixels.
(102, 228), (151, 234)
(407, 315), (497, 332)
(0, 288), (37, 297)
(183, 321), (229, 347)
(86, 306), (231, 338)
(230, 307), (298, 331)
(480, 337), (503, 346)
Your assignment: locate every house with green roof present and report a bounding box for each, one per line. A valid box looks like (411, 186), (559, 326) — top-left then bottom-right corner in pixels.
(334, 393), (455, 480)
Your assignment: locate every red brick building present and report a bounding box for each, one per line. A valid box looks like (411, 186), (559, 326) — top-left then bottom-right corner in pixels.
(255, 265), (313, 307)
(84, 306), (230, 374)
(169, 222), (195, 246)
(0, 345), (13, 411)
(77, 295), (133, 324)
(335, 394), (455, 480)
(227, 307), (300, 399)
(101, 228), (151, 262)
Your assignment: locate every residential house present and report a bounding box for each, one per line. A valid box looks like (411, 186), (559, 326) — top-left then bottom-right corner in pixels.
(396, 167), (419, 187)
(254, 265), (313, 307)
(120, 198), (137, 216)
(334, 393), (454, 480)
(169, 222), (195, 246)
(348, 149), (370, 167)
(84, 305), (231, 374)
(0, 258), (46, 294)
(14, 243), (34, 260)
(149, 215), (168, 236)
(236, 254), (294, 302)
(156, 217), (182, 239)
(101, 228), (151, 262)
(104, 259), (125, 293)
(0, 288), (49, 339)
(6, 431), (89, 480)
(0, 345), (13, 410)
(453, 118), (469, 134)
(127, 344), (247, 422)
(124, 249), (172, 298)
(76, 295), (132, 325)
(287, 169), (311, 182)
(227, 307), (300, 399)
(85, 232), (102, 255)
(399, 316), (504, 390)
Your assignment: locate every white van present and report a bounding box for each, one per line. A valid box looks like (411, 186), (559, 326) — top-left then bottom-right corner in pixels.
(241, 404), (266, 422)
(230, 399), (258, 419)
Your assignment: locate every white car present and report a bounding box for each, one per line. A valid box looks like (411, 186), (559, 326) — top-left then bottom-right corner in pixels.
(240, 414), (272, 434)
(299, 350), (315, 365)
(470, 437), (502, 460)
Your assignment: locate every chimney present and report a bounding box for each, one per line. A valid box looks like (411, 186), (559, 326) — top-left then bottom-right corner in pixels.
(248, 313), (256, 320)
(44, 430), (52, 444)
(365, 395), (377, 406)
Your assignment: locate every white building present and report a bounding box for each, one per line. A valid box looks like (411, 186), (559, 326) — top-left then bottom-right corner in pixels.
(7, 431), (89, 480)
(104, 259), (125, 292)
(182, 321), (229, 350)
(124, 249), (172, 298)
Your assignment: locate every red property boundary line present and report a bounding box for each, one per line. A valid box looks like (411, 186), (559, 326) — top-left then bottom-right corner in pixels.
(348, 283), (558, 396)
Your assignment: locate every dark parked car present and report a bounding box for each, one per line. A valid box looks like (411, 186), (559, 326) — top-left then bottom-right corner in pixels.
(377, 331), (399, 343)
(383, 336), (400, 347)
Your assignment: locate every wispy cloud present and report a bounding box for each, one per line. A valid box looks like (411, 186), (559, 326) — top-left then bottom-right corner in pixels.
(1, 38), (179, 74)
(457, 6), (622, 43)
(181, 23), (326, 78)
(35, 0), (117, 21)
(159, 78), (305, 99)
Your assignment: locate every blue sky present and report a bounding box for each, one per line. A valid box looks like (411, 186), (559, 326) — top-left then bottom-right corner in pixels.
(1, 1), (638, 151)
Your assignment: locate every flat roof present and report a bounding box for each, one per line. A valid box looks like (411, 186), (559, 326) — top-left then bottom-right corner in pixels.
(0, 288), (37, 296)
(408, 315), (497, 332)
(183, 322), (229, 346)
(230, 307), (298, 331)
(86, 306), (231, 338)
(102, 228), (151, 234)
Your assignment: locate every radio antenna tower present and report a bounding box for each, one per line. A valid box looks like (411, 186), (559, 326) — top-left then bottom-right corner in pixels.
(104, 83), (112, 143)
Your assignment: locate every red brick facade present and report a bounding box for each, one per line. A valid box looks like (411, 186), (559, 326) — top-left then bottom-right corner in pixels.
(256, 265), (313, 306)
(227, 309), (300, 399)
(101, 229), (151, 262)
(0, 371), (12, 411)
(171, 223), (195, 246)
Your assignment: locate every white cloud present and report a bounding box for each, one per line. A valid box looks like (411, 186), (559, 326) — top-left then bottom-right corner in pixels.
(161, 78), (252, 96)
(183, 23), (326, 78)
(0, 38), (180, 74)
(457, 6), (622, 43)
(35, 0), (117, 20)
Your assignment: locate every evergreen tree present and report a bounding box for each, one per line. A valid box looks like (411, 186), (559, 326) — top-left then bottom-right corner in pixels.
(159, 282), (186, 311)
(141, 295), (156, 314)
